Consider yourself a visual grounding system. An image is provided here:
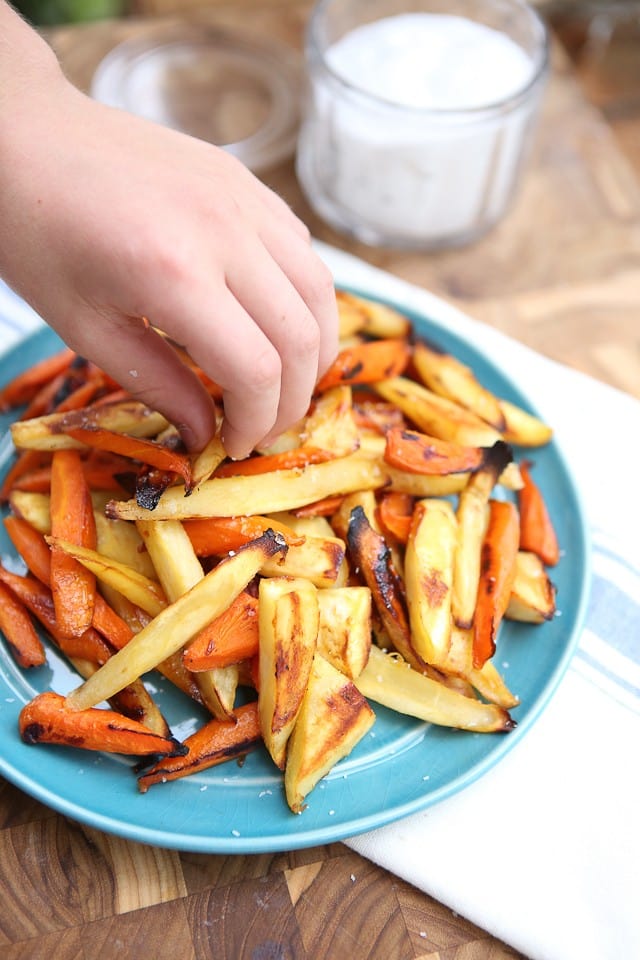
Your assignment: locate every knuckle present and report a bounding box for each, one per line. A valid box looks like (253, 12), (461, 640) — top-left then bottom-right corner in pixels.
(305, 261), (335, 306)
(289, 317), (321, 361)
(249, 346), (282, 394)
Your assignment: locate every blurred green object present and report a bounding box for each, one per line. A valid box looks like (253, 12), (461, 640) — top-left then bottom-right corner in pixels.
(13, 0), (125, 24)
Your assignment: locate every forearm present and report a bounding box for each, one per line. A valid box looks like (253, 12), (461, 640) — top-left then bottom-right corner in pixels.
(0, 2), (63, 110)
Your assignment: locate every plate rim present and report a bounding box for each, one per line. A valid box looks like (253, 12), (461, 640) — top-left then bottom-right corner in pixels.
(0, 293), (591, 853)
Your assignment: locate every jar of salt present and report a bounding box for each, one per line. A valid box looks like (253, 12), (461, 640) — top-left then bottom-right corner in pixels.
(296, 0), (549, 249)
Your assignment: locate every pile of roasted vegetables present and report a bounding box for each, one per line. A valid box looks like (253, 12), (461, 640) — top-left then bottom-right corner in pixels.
(0, 290), (559, 814)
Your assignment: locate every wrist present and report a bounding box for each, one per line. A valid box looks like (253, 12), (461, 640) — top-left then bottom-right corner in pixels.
(0, 3), (69, 153)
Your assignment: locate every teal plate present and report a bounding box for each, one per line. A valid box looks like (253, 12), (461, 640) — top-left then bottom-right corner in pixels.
(0, 294), (591, 853)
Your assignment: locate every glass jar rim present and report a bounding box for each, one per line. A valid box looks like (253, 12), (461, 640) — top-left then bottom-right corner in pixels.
(306, 0), (550, 117)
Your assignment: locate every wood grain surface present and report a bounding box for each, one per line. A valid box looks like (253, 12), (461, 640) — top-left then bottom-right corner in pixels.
(1, 3), (639, 958)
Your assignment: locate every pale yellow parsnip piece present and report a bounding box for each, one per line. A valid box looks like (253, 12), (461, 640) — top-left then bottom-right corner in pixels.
(65, 530), (287, 711)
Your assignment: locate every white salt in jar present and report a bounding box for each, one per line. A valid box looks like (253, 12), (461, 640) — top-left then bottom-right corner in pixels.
(296, 0), (549, 249)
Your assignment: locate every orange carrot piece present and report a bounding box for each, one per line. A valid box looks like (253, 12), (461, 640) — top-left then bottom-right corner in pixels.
(376, 491), (414, 545)
(49, 449), (97, 638)
(293, 494), (346, 518)
(473, 499), (520, 669)
(19, 691), (186, 756)
(137, 701), (261, 791)
(0, 449), (51, 501)
(63, 427), (194, 492)
(518, 460), (560, 567)
(10, 454), (132, 495)
(4, 515), (133, 655)
(53, 376), (104, 413)
(0, 565), (112, 663)
(352, 398), (406, 436)
(0, 348), (75, 412)
(92, 598), (135, 652)
(384, 427), (486, 476)
(183, 592), (259, 671)
(3, 515), (52, 584)
(184, 515), (304, 557)
(0, 580), (45, 668)
(214, 447), (334, 478)
(316, 338), (411, 393)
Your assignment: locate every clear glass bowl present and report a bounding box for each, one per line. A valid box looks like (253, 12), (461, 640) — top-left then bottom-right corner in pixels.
(91, 25), (302, 172)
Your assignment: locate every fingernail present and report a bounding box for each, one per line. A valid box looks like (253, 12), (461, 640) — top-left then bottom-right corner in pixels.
(177, 423), (198, 452)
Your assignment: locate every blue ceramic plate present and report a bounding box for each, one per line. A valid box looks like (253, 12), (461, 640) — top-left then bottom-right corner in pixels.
(0, 295), (590, 853)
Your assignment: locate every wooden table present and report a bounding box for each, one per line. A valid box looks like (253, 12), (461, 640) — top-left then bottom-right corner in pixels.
(2, 5), (639, 959)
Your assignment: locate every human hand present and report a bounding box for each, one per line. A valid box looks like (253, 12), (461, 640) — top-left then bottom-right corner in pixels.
(0, 36), (338, 458)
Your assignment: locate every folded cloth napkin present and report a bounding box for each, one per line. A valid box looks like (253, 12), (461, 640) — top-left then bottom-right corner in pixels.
(315, 243), (640, 960)
(1, 247), (639, 960)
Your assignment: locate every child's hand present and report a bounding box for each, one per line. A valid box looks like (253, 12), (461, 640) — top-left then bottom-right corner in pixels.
(0, 14), (338, 458)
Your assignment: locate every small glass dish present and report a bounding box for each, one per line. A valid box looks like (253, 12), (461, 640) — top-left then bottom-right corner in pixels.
(90, 24), (302, 172)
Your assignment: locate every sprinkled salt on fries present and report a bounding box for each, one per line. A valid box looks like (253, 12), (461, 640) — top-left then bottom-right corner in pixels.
(0, 290), (558, 814)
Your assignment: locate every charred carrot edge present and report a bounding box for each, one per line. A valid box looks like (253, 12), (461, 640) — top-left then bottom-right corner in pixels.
(376, 491), (414, 545)
(383, 427), (486, 476)
(53, 375), (104, 413)
(293, 494), (346, 518)
(346, 505), (426, 672)
(137, 701), (261, 792)
(0, 580), (46, 668)
(19, 691), (186, 756)
(49, 449), (97, 638)
(183, 592), (259, 671)
(352, 398), (406, 436)
(63, 427), (194, 492)
(517, 460), (560, 567)
(18, 372), (70, 421)
(0, 565), (112, 664)
(214, 447), (334, 479)
(473, 499), (520, 669)
(183, 516), (304, 557)
(315, 338), (411, 393)
(0, 349), (76, 412)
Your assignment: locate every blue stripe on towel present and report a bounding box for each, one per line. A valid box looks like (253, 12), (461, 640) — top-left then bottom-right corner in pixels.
(572, 537), (640, 712)
(585, 572), (640, 665)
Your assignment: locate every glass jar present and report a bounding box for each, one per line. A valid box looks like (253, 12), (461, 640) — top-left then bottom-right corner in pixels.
(296, 0), (549, 249)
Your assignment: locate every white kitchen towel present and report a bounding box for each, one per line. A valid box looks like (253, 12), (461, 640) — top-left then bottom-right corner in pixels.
(1, 247), (639, 960)
(316, 244), (640, 960)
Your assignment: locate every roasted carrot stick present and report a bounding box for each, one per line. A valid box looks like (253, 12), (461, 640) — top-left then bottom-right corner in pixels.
(184, 515), (303, 557)
(0, 348), (75, 412)
(3, 514), (52, 583)
(53, 376), (104, 413)
(376, 491), (414, 545)
(63, 427), (194, 492)
(4, 514), (134, 656)
(0, 450), (51, 501)
(384, 427), (486, 475)
(0, 565), (112, 664)
(137, 701), (261, 791)
(10, 457), (130, 494)
(293, 494), (346, 518)
(316, 338), (411, 393)
(473, 499), (520, 669)
(183, 592), (259, 671)
(0, 581), (45, 668)
(49, 449), (97, 638)
(19, 691), (186, 756)
(213, 447), (334, 479)
(517, 460), (560, 567)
